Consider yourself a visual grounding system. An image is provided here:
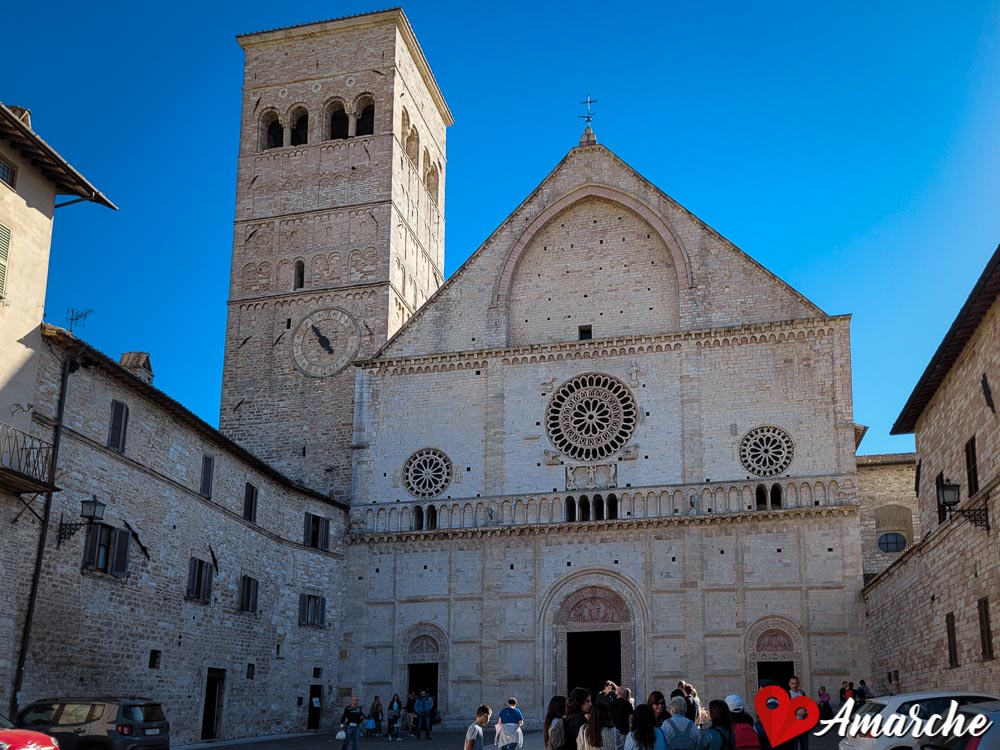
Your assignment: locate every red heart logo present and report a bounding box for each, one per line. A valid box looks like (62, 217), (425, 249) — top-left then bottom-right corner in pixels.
(754, 686), (820, 747)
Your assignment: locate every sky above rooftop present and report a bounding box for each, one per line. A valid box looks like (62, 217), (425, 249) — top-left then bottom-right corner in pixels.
(6, 1), (1000, 455)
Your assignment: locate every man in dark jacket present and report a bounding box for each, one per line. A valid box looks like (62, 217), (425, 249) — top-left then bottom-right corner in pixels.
(610, 687), (634, 736)
(340, 697), (367, 750)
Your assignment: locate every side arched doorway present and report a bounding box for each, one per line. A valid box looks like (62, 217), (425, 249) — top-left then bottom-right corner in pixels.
(545, 578), (644, 699)
(743, 617), (808, 702)
(397, 623), (449, 718)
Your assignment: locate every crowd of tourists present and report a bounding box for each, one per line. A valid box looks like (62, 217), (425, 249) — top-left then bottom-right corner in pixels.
(339, 690), (439, 750)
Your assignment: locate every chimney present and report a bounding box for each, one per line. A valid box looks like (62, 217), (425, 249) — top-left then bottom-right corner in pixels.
(8, 106), (32, 129)
(119, 352), (154, 385)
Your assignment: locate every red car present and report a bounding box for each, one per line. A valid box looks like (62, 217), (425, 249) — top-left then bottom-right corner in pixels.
(0, 714), (58, 750)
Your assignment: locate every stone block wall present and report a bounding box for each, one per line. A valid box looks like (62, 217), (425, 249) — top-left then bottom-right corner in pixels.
(10, 334), (348, 744)
(856, 454), (919, 578)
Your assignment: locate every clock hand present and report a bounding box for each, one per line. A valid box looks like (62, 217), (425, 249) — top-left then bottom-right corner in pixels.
(311, 324), (334, 353)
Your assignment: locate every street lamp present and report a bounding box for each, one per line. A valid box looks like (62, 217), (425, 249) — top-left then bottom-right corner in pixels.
(57, 495), (108, 547)
(937, 480), (989, 531)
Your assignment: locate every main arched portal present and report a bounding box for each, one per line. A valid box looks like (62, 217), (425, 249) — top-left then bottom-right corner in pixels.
(541, 573), (647, 700)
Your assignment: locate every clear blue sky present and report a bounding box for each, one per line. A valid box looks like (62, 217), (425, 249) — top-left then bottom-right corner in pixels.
(6, 1), (1000, 455)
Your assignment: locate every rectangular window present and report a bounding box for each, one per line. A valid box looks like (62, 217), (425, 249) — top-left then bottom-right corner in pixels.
(246, 663), (255, 679)
(107, 400), (129, 453)
(303, 512), (330, 551)
(946, 612), (959, 668)
(243, 482), (258, 523)
(914, 460), (921, 496)
(187, 557), (213, 603)
(298, 593), (326, 627)
(578, 325), (593, 341)
(148, 649), (161, 669)
(965, 436), (979, 496)
(200, 455), (215, 498)
(979, 597), (994, 660)
(82, 523), (130, 577)
(240, 575), (259, 614)
(0, 222), (9, 300)
(0, 157), (15, 189)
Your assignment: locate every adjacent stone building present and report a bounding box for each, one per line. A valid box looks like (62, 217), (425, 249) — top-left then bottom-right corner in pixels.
(856, 454), (920, 582)
(864, 244), (1000, 694)
(0, 102), (115, 716)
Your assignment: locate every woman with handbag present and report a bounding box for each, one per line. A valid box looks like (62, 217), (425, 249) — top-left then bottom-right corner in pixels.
(369, 697), (384, 737)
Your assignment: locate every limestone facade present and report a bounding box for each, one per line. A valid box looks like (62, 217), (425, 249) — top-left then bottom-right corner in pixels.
(864, 247), (1000, 694)
(6, 327), (346, 743)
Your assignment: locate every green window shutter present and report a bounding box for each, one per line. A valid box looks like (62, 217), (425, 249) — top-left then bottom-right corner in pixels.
(0, 223), (10, 299)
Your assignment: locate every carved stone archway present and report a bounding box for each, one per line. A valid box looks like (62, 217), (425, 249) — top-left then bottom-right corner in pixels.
(541, 572), (647, 700)
(397, 622), (449, 716)
(743, 616), (808, 704)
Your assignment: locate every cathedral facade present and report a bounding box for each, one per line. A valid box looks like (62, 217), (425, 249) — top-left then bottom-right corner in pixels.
(220, 9), (870, 716)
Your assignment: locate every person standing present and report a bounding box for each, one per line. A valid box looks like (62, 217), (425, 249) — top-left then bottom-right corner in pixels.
(598, 682), (618, 707)
(387, 693), (403, 740)
(340, 697), (367, 750)
(405, 691), (417, 736)
(497, 698), (524, 750)
(610, 687), (634, 737)
(577, 702), (620, 750)
(544, 696), (568, 750)
(466, 705), (493, 750)
(369, 697), (384, 738)
(647, 692), (668, 727)
(625, 704), (667, 750)
(697, 701), (734, 750)
(564, 688), (593, 750)
(661, 697), (700, 750)
(837, 683), (848, 708)
(817, 688), (832, 721)
(415, 690), (434, 740)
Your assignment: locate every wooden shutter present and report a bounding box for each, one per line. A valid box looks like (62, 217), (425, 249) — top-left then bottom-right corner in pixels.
(303, 513), (313, 545)
(203, 563), (213, 601)
(187, 558), (198, 597)
(244, 483), (257, 522)
(318, 596), (326, 626)
(200, 456), (214, 498)
(108, 400), (129, 452)
(298, 593), (308, 625)
(249, 577), (259, 613)
(320, 518), (330, 551)
(82, 524), (100, 570)
(0, 223), (10, 299)
(110, 528), (130, 578)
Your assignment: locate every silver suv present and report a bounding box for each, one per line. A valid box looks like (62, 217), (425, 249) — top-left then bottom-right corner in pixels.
(16, 699), (168, 750)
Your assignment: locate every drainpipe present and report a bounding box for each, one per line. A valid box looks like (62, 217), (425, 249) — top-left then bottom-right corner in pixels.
(10, 354), (76, 718)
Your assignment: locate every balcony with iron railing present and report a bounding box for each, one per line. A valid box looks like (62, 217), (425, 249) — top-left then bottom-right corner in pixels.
(0, 421), (58, 495)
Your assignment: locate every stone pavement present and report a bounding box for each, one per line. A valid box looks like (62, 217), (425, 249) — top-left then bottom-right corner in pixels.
(177, 727), (840, 750)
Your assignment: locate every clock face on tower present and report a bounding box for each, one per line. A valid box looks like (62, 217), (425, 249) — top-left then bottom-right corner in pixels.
(291, 308), (362, 378)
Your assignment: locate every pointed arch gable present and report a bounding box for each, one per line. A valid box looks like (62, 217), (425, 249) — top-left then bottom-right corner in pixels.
(494, 184), (693, 307)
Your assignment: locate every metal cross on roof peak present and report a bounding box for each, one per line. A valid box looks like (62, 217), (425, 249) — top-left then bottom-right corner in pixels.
(579, 95), (598, 125)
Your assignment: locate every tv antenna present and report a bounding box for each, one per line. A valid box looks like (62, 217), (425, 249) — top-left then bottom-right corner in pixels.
(66, 308), (93, 334)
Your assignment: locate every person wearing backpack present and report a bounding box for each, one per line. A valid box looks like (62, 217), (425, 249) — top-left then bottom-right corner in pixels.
(544, 696), (567, 750)
(624, 704), (667, 750)
(662, 697), (700, 750)
(723, 696), (760, 750)
(697, 701), (734, 750)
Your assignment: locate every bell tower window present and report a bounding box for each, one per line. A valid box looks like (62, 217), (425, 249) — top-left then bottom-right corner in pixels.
(293, 260), (305, 290)
(356, 96), (375, 136)
(261, 111), (284, 151)
(329, 101), (348, 140)
(290, 108), (309, 146)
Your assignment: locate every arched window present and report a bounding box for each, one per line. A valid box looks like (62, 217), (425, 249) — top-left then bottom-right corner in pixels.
(355, 95), (375, 136)
(593, 494), (605, 521)
(401, 108), (411, 140)
(565, 497), (576, 523)
(426, 505), (437, 531)
(606, 494), (618, 520)
(329, 101), (348, 140)
(290, 108), (308, 146)
(406, 127), (420, 165)
(413, 505), (424, 531)
(425, 164), (439, 206)
(293, 260), (305, 290)
(755, 484), (768, 510)
(261, 111), (283, 151)
(770, 483), (783, 509)
(579, 496), (591, 522)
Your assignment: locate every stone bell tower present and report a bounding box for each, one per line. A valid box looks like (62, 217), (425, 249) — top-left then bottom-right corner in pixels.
(219, 9), (452, 497)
